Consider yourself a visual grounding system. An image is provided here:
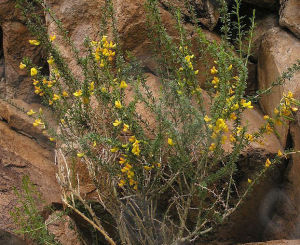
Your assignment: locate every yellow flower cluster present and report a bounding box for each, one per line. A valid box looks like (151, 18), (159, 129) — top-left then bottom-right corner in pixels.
(113, 119), (130, 132)
(276, 92), (298, 117)
(118, 154), (138, 190)
(92, 36), (116, 66)
(29, 40), (40, 46)
(33, 118), (44, 128)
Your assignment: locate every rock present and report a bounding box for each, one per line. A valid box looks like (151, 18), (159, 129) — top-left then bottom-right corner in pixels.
(114, 0), (221, 74)
(46, 211), (82, 245)
(242, 0), (278, 10)
(44, 0), (104, 80)
(279, 0), (300, 38)
(0, 230), (26, 245)
(243, 240), (300, 245)
(0, 99), (56, 149)
(262, 123), (300, 239)
(45, 0), (220, 80)
(0, 120), (60, 232)
(0, 1), (46, 102)
(258, 27), (300, 146)
(160, 0), (220, 30)
(251, 14), (278, 62)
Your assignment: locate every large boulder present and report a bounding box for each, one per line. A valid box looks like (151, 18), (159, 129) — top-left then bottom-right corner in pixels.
(0, 119), (60, 232)
(279, 0), (300, 38)
(251, 14), (278, 62)
(258, 27), (300, 146)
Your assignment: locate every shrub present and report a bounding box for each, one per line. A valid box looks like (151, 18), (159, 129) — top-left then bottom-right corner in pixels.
(13, 0), (300, 244)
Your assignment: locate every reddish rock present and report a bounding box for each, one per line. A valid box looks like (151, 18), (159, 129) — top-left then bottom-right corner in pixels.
(252, 14), (278, 62)
(0, 1), (45, 102)
(279, 0), (300, 39)
(46, 211), (82, 245)
(258, 27), (300, 146)
(0, 120), (60, 232)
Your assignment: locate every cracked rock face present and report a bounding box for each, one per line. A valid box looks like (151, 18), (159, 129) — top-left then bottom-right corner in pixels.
(279, 0), (300, 38)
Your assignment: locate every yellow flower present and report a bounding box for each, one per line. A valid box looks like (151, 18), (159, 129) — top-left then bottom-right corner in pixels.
(123, 123), (129, 132)
(210, 66), (218, 74)
(30, 67), (38, 76)
(50, 35), (56, 41)
(53, 94), (60, 101)
(168, 138), (174, 146)
(113, 119), (122, 127)
(144, 166), (152, 171)
(110, 147), (119, 153)
(204, 115), (211, 122)
(245, 133), (253, 142)
(211, 76), (219, 85)
(129, 136), (136, 143)
(101, 35), (108, 42)
(265, 158), (271, 168)
(73, 90), (82, 97)
(33, 118), (43, 127)
(119, 157), (126, 165)
(214, 118), (228, 133)
(274, 108), (279, 115)
(49, 137), (55, 142)
(241, 99), (253, 109)
(228, 64), (233, 71)
(118, 179), (125, 187)
(62, 91), (69, 97)
(277, 150), (283, 157)
(263, 115), (270, 120)
(27, 109), (36, 116)
(233, 76), (239, 80)
(101, 87), (107, 93)
(230, 134), (236, 143)
(115, 100), (123, 109)
(292, 107), (298, 112)
(93, 141), (97, 147)
(248, 178), (252, 184)
(230, 113), (237, 120)
(77, 152), (85, 158)
(32, 79), (39, 85)
(120, 80), (128, 89)
(60, 119), (65, 124)
(29, 40), (40, 45)
(19, 62), (26, 69)
(194, 70), (199, 75)
(156, 163), (161, 168)
(100, 60), (105, 67)
(89, 81), (95, 93)
(49, 100), (53, 105)
(231, 103), (239, 111)
(47, 56), (54, 65)
(209, 143), (216, 151)
(132, 140), (141, 156)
